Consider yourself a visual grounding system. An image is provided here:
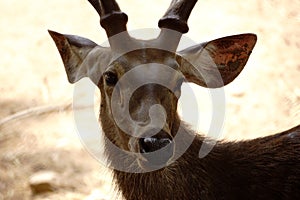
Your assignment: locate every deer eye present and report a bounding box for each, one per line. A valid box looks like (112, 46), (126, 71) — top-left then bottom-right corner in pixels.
(104, 71), (118, 86)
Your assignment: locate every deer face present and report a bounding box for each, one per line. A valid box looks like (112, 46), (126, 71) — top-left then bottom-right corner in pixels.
(100, 49), (183, 167)
(49, 0), (257, 170)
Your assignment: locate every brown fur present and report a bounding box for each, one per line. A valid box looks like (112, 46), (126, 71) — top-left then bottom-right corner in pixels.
(102, 120), (300, 200)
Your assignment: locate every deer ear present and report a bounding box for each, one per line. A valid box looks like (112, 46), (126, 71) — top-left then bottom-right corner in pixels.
(177, 34), (257, 88)
(48, 30), (111, 85)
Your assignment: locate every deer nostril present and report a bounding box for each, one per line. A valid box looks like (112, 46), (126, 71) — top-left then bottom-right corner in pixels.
(138, 132), (174, 166)
(139, 137), (172, 153)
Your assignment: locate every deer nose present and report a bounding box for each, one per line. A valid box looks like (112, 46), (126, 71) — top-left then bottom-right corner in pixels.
(138, 130), (174, 166)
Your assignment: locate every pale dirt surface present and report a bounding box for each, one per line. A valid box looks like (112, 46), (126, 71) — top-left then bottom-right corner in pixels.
(0, 0), (299, 199)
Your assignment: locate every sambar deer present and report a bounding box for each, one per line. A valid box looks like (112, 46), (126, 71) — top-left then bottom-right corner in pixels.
(49, 0), (300, 199)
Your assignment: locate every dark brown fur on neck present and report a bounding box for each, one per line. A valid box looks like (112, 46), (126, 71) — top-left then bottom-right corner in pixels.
(110, 124), (300, 200)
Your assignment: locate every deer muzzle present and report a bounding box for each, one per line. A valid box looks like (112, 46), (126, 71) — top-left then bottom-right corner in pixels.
(138, 129), (174, 167)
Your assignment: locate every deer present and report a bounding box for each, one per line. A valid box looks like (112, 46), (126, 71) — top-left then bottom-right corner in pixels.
(48, 0), (300, 199)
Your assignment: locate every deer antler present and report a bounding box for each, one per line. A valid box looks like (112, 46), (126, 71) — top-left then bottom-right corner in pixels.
(159, 0), (198, 33)
(158, 0), (198, 51)
(88, 0), (128, 37)
(88, 0), (132, 52)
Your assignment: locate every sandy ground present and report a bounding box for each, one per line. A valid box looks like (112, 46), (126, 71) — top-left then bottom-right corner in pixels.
(0, 0), (299, 199)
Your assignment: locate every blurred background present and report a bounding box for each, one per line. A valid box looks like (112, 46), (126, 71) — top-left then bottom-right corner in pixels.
(0, 0), (299, 199)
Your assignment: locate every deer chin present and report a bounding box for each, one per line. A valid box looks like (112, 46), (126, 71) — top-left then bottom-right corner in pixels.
(137, 150), (175, 171)
(137, 156), (171, 171)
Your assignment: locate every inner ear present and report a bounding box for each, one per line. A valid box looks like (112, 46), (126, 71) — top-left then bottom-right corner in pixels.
(177, 34), (257, 88)
(49, 30), (112, 85)
(206, 34), (257, 84)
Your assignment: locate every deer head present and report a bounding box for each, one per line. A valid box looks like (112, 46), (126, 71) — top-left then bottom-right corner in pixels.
(49, 0), (257, 170)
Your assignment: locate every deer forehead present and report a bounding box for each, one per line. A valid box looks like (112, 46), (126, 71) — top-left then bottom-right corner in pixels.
(107, 49), (182, 82)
